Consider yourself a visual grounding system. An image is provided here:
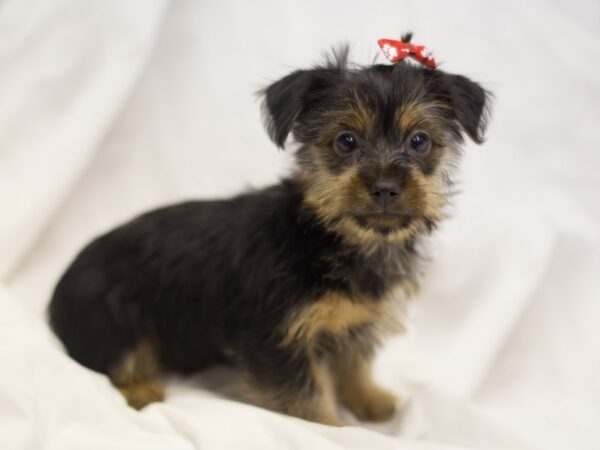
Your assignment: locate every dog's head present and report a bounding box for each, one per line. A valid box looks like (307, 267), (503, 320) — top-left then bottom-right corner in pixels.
(262, 43), (490, 246)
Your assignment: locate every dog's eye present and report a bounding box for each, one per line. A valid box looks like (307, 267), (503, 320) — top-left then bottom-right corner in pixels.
(409, 132), (431, 155)
(334, 132), (358, 155)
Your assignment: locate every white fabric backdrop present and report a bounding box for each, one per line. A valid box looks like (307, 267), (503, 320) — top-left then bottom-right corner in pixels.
(1, 1), (599, 449)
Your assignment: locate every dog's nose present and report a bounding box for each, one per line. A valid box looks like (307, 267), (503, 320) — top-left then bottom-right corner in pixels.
(369, 180), (400, 206)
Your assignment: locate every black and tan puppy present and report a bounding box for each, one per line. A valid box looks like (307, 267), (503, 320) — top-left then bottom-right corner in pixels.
(49, 36), (490, 426)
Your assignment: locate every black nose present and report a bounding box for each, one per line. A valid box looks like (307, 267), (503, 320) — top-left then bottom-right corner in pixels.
(370, 180), (400, 206)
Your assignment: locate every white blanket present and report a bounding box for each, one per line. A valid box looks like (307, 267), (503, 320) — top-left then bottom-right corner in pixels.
(1, 0), (599, 448)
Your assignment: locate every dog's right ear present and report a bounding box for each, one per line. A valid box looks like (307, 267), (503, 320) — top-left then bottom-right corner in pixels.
(261, 67), (342, 148)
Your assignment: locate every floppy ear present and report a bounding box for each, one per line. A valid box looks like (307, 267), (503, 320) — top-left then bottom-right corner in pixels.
(437, 73), (491, 144)
(262, 70), (313, 148)
(261, 68), (341, 148)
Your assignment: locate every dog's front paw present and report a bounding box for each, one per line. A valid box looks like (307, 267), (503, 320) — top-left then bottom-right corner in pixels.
(343, 385), (397, 422)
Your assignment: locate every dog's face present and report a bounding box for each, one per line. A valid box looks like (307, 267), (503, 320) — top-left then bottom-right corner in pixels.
(263, 49), (490, 246)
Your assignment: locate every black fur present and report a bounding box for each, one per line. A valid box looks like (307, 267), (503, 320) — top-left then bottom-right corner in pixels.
(50, 180), (415, 373)
(49, 40), (491, 419)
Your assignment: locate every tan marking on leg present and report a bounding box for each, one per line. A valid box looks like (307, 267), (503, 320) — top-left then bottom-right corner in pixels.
(331, 353), (397, 422)
(116, 380), (165, 410)
(240, 355), (342, 426)
(277, 356), (342, 426)
(303, 356), (342, 426)
(109, 341), (164, 409)
(281, 288), (408, 351)
(281, 291), (381, 348)
(275, 289), (406, 424)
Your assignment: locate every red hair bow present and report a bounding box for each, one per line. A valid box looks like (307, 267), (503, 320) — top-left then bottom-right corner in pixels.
(377, 38), (437, 69)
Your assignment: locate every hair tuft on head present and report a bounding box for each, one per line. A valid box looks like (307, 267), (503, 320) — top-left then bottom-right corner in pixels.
(322, 44), (350, 70)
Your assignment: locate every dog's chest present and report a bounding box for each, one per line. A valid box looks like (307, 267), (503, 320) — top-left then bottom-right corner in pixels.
(280, 237), (419, 347)
(325, 243), (418, 297)
(281, 288), (408, 348)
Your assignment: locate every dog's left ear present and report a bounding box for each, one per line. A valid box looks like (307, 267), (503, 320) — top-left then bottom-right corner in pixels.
(434, 72), (491, 144)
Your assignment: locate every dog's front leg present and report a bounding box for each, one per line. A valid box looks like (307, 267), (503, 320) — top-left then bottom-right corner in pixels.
(239, 346), (342, 426)
(330, 349), (397, 422)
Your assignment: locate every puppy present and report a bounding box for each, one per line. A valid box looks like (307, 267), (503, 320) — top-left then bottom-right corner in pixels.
(49, 35), (490, 426)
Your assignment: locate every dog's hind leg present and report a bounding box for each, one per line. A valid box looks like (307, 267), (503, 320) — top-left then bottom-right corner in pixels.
(109, 341), (164, 409)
